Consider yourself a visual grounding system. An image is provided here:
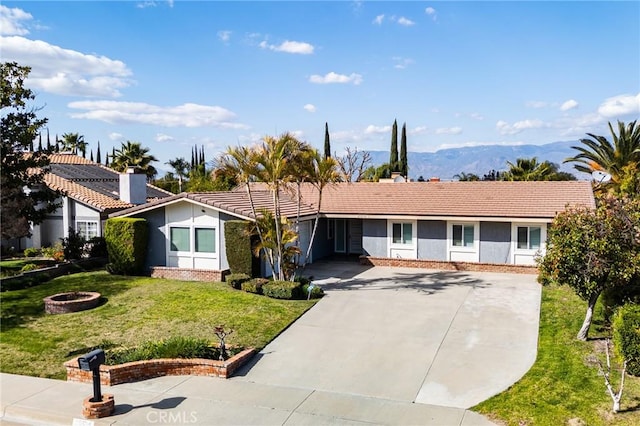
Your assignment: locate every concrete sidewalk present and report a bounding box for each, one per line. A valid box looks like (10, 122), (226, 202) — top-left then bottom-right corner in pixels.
(0, 373), (494, 425)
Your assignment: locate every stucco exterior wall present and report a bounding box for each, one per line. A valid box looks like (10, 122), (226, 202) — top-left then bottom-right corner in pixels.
(362, 219), (387, 257)
(479, 222), (511, 264)
(417, 220), (447, 261)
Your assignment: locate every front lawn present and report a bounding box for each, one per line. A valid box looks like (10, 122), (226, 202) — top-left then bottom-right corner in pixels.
(0, 258), (57, 277)
(474, 284), (640, 425)
(0, 271), (316, 379)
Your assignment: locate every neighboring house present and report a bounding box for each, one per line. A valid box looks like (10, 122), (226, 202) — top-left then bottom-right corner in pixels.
(110, 180), (595, 280)
(20, 153), (172, 249)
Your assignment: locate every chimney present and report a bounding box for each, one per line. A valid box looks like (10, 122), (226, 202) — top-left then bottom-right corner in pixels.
(428, 177), (441, 182)
(119, 167), (147, 204)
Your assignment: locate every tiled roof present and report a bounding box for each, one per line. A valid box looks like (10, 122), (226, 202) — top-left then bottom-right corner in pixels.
(297, 181), (596, 219)
(42, 153), (172, 213)
(113, 180), (595, 220)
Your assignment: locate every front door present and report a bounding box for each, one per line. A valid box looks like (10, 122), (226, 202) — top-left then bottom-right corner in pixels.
(334, 219), (347, 253)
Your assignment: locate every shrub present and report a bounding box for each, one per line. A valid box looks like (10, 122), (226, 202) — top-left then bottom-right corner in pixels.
(263, 280), (302, 300)
(602, 281), (640, 324)
(41, 243), (63, 260)
(295, 275), (312, 286)
(301, 283), (324, 299)
(241, 278), (268, 294)
(224, 220), (253, 276)
(225, 273), (250, 290)
(23, 247), (40, 257)
(104, 218), (148, 275)
(20, 263), (38, 272)
(105, 336), (222, 365)
(61, 228), (86, 260)
(86, 236), (108, 258)
(612, 304), (640, 376)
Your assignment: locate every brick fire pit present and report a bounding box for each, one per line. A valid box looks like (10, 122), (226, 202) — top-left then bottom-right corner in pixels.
(43, 291), (102, 314)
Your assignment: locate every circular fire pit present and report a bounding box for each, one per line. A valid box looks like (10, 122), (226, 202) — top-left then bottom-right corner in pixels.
(44, 292), (102, 314)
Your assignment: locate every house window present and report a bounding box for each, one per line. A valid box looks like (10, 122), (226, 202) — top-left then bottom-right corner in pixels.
(392, 223), (413, 245)
(452, 224), (474, 247)
(170, 227), (190, 251)
(76, 221), (98, 239)
(517, 226), (541, 250)
(195, 228), (216, 253)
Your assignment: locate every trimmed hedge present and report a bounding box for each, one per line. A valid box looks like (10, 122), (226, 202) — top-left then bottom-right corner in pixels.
(612, 304), (640, 376)
(224, 220), (253, 276)
(302, 283), (324, 299)
(104, 218), (148, 275)
(263, 280), (302, 300)
(226, 273), (250, 290)
(241, 278), (268, 295)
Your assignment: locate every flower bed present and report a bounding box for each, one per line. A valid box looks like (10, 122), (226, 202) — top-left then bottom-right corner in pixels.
(64, 348), (255, 385)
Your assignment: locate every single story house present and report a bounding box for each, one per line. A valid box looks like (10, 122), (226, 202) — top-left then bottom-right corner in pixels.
(110, 180), (595, 280)
(18, 153), (172, 249)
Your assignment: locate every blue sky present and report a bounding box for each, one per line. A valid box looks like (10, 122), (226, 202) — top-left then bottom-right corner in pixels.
(2, 1), (639, 172)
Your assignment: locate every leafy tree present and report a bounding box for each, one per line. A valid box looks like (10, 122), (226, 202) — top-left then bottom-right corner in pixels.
(324, 122), (331, 159)
(565, 120), (640, 195)
(538, 196), (640, 340)
(61, 132), (87, 157)
(390, 119), (398, 171)
(400, 122), (408, 178)
(454, 172), (481, 181)
(361, 163), (392, 182)
(482, 169), (504, 181)
(1, 62), (60, 240)
(109, 140), (158, 181)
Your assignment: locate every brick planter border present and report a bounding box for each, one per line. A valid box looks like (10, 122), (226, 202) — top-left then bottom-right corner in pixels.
(360, 256), (538, 275)
(65, 348), (255, 386)
(149, 267), (229, 282)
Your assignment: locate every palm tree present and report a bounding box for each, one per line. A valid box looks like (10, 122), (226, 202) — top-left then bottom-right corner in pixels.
(565, 120), (640, 192)
(166, 157), (190, 192)
(109, 140), (158, 181)
(503, 157), (554, 181)
(453, 172), (480, 181)
(61, 132), (87, 157)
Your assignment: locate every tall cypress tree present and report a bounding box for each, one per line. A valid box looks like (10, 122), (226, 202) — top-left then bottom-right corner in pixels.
(390, 119), (398, 171)
(90, 150), (94, 162)
(96, 141), (102, 164)
(400, 122), (408, 178)
(324, 122), (331, 159)
(191, 147), (195, 169)
(200, 145), (205, 165)
(37, 133), (42, 151)
(46, 128), (51, 150)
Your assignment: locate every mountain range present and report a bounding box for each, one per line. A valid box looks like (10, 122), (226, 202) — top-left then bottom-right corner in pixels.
(366, 140), (589, 181)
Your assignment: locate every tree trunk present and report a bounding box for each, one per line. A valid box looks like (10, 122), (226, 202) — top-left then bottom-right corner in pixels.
(577, 292), (601, 341)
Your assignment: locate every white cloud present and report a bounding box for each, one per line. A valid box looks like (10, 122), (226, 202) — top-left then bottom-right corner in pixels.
(309, 72), (363, 85)
(156, 133), (174, 143)
(425, 7), (437, 21)
(496, 119), (546, 135)
(435, 127), (463, 135)
(525, 101), (548, 109)
(0, 5), (32, 35)
(1, 36), (133, 97)
(259, 40), (314, 54)
(396, 17), (415, 26)
(597, 93), (640, 117)
(303, 104), (316, 113)
(408, 126), (428, 135)
(392, 57), (414, 69)
(364, 125), (391, 134)
(373, 14), (384, 25)
(217, 30), (231, 42)
(560, 99), (579, 111)
(108, 132), (124, 141)
(470, 112), (484, 120)
(68, 101), (247, 129)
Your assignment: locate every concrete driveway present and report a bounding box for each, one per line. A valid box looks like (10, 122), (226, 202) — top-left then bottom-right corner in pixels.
(237, 261), (541, 409)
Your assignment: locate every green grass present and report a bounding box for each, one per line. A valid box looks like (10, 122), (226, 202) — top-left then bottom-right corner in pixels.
(0, 271), (316, 379)
(474, 284), (640, 425)
(0, 258), (57, 277)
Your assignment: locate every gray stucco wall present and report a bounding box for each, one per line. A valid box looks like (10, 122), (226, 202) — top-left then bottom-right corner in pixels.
(362, 219), (387, 257)
(417, 220), (447, 260)
(479, 221), (511, 264)
(134, 207), (166, 269)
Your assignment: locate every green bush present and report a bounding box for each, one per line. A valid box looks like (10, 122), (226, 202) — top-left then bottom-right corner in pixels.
(61, 227), (86, 260)
(23, 247), (40, 257)
(602, 281), (640, 324)
(226, 273), (250, 290)
(241, 278), (268, 294)
(41, 243), (63, 260)
(86, 236), (108, 258)
(224, 220), (253, 276)
(105, 336), (235, 365)
(104, 218), (148, 275)
(20, 263), (38, 272)
(263, 280), (302, 300)
(301, 283), (324, 299)
(612, 304), (640, 376)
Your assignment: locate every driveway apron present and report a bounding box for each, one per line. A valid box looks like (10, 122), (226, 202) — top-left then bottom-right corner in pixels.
(235, 263), (541, 410)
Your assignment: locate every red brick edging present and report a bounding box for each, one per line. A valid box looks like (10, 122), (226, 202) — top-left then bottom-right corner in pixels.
(149, 267), (229, 282)
(360, 256), (538, 275)
(65, 348), (255, 385)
